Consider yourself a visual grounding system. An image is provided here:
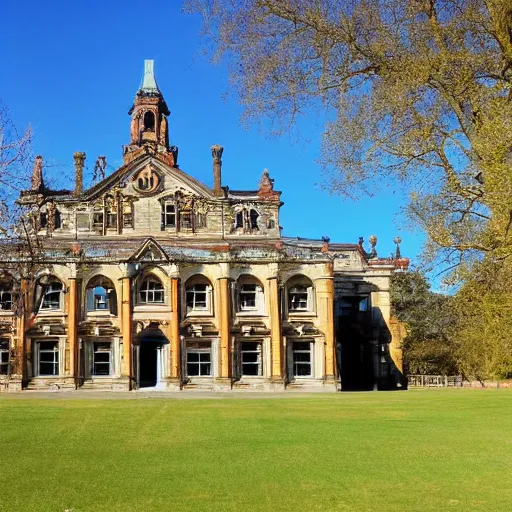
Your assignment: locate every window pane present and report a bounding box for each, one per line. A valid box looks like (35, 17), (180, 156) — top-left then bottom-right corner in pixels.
(187, 352), (199, 362)
(39, 362), (58, 375)
(199, 363), (211, 376)
(242, 352), (259, 363)
(242, 364), (259, 376)
(295, 363), (311, 377)
(187, 363), (199, 376)
(294, 342), (310, 351)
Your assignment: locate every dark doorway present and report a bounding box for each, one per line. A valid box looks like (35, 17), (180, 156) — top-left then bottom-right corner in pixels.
(336, 296), (375, 391)
(139, 343), (157, 388)
(338, 325), (375, 391)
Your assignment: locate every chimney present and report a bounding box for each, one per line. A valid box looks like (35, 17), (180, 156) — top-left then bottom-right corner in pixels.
(73, 152), (86, 197)
(211, 144), (224, 197)
(31, 155), (44, 192)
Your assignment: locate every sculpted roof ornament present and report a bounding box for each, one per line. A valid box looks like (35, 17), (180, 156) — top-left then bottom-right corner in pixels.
(139, 60), (160, 95)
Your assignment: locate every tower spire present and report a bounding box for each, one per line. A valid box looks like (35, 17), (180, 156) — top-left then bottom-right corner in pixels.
(140, 60), (159, 94)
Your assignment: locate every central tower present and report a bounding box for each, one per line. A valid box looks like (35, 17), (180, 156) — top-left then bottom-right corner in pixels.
(123, 60), (177, 166)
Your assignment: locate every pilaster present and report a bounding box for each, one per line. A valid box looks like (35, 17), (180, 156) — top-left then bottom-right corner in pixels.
(170, 277), (180, 380)
(268, 276), (283, 381)
(217, 277), (230, 380)
(121, 275), (132, 388)
(67, 278), (78, 383)
(316, 275), (335, 381)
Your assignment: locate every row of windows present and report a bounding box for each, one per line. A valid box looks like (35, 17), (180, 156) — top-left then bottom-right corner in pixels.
(0, 275), (317, 315)
(19, 340), (314, 379)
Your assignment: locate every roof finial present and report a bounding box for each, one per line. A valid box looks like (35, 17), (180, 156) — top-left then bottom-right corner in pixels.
(140, 60), (159, 94)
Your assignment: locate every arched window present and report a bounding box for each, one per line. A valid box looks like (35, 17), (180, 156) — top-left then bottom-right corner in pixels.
(86, 276), (117, 315)
(0, 277), (13, 311)
(237, 276), (264, 314)
(249, 209), (259, 230)
(138, 276), (164, 304)
(143, 111), (155, 131)
(287, 276), (314, 313)
(185, 276), (213, 315)
(35, 278), (63, 311)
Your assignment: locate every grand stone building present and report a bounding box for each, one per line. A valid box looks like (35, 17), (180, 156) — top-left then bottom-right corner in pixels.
(0, 61), (407, 392)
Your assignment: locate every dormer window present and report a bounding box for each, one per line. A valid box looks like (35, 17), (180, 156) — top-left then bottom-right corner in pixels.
(162, 203), (176, 228)
(138, 277), (164, 304)
(234, 208), (260, 232)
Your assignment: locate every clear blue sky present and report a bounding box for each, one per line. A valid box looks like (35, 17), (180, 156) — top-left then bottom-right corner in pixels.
(1, 0), (424, 262)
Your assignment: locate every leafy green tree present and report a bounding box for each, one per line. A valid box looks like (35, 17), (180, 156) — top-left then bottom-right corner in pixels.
(391, 270), (457, 375)
(452, 260), (512, 381)
(185, 0), (512, 268)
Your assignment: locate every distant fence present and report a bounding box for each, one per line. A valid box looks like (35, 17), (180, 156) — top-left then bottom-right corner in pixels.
(408, 375), (463, 388)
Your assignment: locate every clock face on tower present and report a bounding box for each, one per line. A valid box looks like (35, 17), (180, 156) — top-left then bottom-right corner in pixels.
(132, 165), (161, 194)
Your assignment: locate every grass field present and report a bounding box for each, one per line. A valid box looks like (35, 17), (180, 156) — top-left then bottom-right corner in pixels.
(1, 390), (511, 512)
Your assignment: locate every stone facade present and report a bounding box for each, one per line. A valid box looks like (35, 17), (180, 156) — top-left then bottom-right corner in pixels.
(0, 61), (408, 393)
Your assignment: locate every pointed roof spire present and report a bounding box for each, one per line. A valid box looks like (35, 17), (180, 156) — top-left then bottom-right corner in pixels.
(140, 59), (160, 94)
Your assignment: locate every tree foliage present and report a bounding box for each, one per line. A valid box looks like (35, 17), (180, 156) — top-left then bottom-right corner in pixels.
(452, 259), (512, 380)
(185, 0), (512, 267)
(391, 270), (457, 374)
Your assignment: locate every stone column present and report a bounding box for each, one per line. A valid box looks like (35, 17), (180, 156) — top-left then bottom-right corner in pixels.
(67, 278), (78, 384)
(170, 277), (180, 381)
(316, 274), (335, 382)
(121, 276), (132, 389)
(13, 278), (29, 389)
(218, 277), (230, 380)
(268, 277), (283, 381)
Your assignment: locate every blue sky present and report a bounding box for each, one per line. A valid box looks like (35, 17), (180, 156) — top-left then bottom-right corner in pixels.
(1, 0), (424, 262)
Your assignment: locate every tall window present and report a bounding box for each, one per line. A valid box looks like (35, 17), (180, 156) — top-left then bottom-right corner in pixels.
(40, 282), (63, 310)
(86, 277), (117, 315)
(237, 279), (264, 314)
(292, 341), (312, 377)
(186, 342), (211, 376)
(186, 283), (209, 313)
(139, 277), (164, 304)
(240, 342), (262, 376)
(162, 203), (176, 228)
(37, 341), (59, 376)
(0, 340), (9, 375)
(287, 276), (314, 313)
(93, 342), (111, 376)
(0, 284), (13, 311)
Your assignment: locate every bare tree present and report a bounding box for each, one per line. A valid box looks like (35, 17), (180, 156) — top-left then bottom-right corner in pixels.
(0, 100), (32, 237)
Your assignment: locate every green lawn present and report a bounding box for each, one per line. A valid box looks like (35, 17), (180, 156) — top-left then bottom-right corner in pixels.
(1, 390), (511, 512)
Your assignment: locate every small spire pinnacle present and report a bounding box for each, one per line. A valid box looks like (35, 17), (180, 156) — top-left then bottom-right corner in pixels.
(140, 60), (159, 94)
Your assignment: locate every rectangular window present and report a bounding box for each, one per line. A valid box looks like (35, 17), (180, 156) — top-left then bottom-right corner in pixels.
(162, 203), (176, 227)
(41, 283), (62, 310)
(0, 340), (9, 375)
(38, 341), (59, 376)
(289, 286), (309, 311)
(240, 342), (262, 376)
(0, 290), (12, 311)
(239, 284), (257, 310)
(93, 342), (111, 376)
(195, 212), (206, 229)
(180, 211), (192, 229)
(93, 212), (104, 227)
(106, 213), (117, 229)
(186, 284), (208, 312)
(293, 341), (312, 377)
(186, 344), (211, 376)
(123, 212), (133, 228)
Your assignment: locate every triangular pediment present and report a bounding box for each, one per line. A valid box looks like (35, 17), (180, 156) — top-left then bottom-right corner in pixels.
(129, 238), (169, 263)
(84, 154), (213, 201)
